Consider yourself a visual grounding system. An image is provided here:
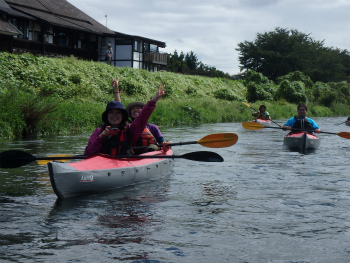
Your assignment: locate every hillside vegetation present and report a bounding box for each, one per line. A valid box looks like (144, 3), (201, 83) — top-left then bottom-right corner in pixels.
(0, 52), (349, 140)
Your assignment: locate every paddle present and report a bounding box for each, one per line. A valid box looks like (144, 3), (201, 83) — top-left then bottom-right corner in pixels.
(242, 102), (281, 127)
(334, 121), (347, 126)
(242, 122), (350, 139)
(0, 150), (224, 168)
(37, 154), (80, 165)
(35, 133), (238, 165)
(133, 133), (238, 150)
(168, 132), (238, 148)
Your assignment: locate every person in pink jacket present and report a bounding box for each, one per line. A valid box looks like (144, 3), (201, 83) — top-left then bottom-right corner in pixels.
(84, 84), (166, 156)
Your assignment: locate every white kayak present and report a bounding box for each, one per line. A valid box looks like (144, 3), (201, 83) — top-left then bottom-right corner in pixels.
(283, 132), (320, 152)
(48, 150), (174, 199)
(253, 119), (273, 127)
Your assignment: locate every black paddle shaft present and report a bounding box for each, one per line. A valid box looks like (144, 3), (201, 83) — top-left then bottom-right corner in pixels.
(0, 150), (224, 168)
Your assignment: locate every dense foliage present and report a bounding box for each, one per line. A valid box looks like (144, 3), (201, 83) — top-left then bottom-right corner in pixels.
(236, 27), (350, 82)
(166, 50), (234, 79)
(0, 52), (349, 140)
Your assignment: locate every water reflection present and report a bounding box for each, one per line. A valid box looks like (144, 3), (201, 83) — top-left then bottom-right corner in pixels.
(41, 180), (171, 261)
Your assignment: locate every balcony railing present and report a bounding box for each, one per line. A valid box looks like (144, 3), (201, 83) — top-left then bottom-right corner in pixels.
(144, 52), (167, 65)
(11, 39), (98, 60)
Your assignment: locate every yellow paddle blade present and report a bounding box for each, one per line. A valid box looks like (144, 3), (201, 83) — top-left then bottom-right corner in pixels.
(37, 154), (73, 165)
(197, 133), (238, 148)
(242, 102), (252, 108)
(242, 122), (265, 130)
(337, 132), (350, 139)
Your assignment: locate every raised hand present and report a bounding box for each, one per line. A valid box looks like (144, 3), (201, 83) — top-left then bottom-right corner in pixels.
(152, 84), (166, 102)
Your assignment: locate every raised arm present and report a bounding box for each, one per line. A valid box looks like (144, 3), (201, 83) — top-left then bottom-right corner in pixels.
(128, 84), (166, 144)
(112, 77), (121, 102)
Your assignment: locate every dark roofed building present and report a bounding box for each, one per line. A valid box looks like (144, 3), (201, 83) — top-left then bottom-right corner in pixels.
(0, 0), (31, 18)
(5, 0), (114, 34)
(0, 19), (21, 35)
(0, 0), (167, 71)
(0, 0), (26, 36)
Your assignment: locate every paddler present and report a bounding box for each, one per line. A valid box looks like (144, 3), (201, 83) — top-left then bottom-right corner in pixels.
(112, 78), (166, 154)
(84, 84), (166, 156)
(283, 103), (321, 133)
(252, 105), (271, 120)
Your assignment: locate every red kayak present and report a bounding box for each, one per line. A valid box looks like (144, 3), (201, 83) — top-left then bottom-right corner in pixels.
(283, 132), (320, 152)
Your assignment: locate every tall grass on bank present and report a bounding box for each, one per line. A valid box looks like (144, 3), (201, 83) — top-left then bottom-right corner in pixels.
(0, 52), (349, 140)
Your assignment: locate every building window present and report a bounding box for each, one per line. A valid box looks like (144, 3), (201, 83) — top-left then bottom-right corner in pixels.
(27, 22), (41, 42)
(143, 42), (149, 52)
(55, 29), (71, 47)
(116, 45), (132, 60)
(134, 40), (142, 52)
(10, 18), (27, 39)
(150, 44), (157, 52)
(28, 21), (33, 40)
(133, 61), (140, 69)
(133, 52), (140, 61)
(34, 31), (41, 42)
(116, 61), (132, 67)
(45, 26), (53, 44)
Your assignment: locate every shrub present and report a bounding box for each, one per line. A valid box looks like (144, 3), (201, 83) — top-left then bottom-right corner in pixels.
(245, 71), (271, 85)
(121, 78), (149, 96)
(277, 71), (313, 89)
(185, 86), (197, 96)
(213, 88), (240, 101)
(19, 92), (60, 138)
(274, 80), (307, 103)
(0, 89), (27, 139)
(69, 74), (82, 84)
(181, 105), (201, 121)
(246, 83), (275, 102)
(329, 81), (350, 104)
(318, 90), (337, 107)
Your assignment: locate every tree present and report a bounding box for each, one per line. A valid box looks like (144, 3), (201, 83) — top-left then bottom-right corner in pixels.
(167, 50), (186, 73)
(185, 51), (199, 71)
(236, 27), (350, 82)
(166, 50), (234, 79)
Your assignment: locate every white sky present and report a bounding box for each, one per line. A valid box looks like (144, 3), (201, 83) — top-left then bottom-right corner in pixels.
(67, 0), (349, 75)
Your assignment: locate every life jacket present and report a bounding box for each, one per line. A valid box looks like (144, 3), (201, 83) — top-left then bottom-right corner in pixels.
(257, 112), (269, 120)
(132, 127), (157, 155)
(292, 116), (313, 131)
(100, 127), (131, 156)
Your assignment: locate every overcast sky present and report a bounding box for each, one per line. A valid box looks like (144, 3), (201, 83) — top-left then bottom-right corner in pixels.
(67, 0), (349, 75)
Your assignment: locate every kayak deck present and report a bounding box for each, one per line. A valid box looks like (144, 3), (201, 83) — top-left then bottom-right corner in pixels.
(253, 119), (273, 127)
(283, 132), (320, 152)
(48, 150), (174, 199)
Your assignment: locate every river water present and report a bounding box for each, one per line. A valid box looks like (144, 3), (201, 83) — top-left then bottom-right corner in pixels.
(0, 117), (349, 263)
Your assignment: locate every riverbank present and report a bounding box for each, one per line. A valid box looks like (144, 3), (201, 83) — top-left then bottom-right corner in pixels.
(0, 52), (349, 140)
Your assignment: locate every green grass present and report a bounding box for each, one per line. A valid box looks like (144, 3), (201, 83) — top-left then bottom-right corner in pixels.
(0, 52), (349, 140)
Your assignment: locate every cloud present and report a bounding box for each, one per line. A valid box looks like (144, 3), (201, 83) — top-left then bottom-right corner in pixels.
(68, 0), (350, 75)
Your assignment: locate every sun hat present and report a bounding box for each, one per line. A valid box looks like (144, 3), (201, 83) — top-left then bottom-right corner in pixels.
(102, 101), (128, 124)
(145, 144), (159, 152)
(125, 102), (145, 117)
